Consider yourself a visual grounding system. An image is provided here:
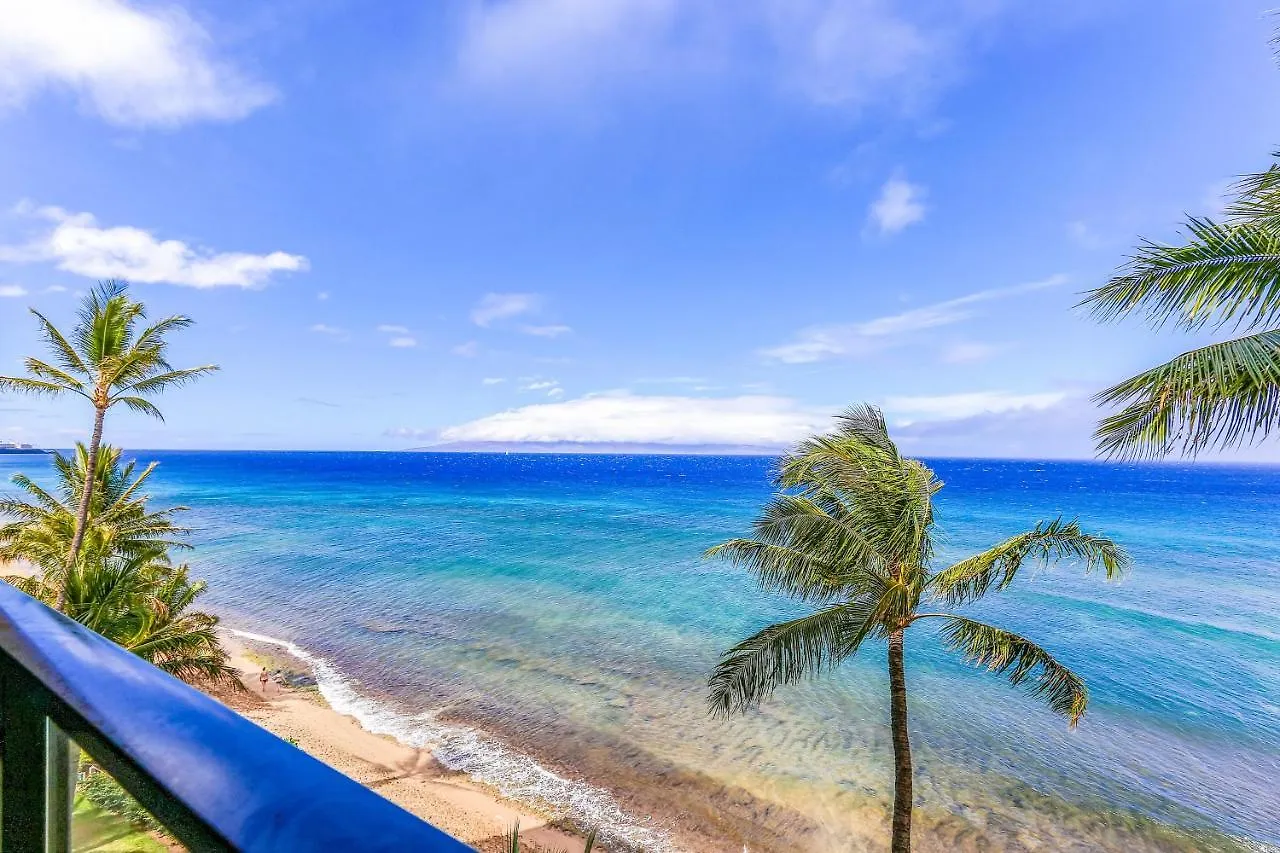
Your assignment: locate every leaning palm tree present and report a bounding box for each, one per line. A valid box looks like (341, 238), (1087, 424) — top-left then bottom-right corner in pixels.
(0, 443), (189, 600)
(9, 553), (239, 689)
(0, 280), (216, 594)
(707, 406), (1128, 853)
(1081, 151), (1280, 458)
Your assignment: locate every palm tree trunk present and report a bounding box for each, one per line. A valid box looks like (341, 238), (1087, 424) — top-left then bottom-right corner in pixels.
(61, 406), (105, 610)
(888, 628), (913, 853)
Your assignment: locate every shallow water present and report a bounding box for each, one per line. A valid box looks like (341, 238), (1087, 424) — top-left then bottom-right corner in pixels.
(3, 452), (1278, 850)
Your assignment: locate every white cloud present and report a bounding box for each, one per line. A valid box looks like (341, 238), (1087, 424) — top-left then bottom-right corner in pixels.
(762, 275), (1066, 364)
(44, 284), (67, 293)
(453, 1), (984, 114)
(522, 324), (572, 338)
(0, 284), (27, 297)
(548, 387), (565, 398)
(471, 292), (539, 327)
(883, 390), (1067, 424)
(388, 336), (417, 348)
(309, 324), (347, 339)
(453, 341), (480, 357)
(941, 341), (1002, 364)
(482, 377), (506, 385)
(439, 392), (827, 446)
(0, 204), (307, 288)
(867, 175), (926, 235)
(377, 324), (410, 334)
(0, 0), (275, 127)
(317, 291), (330, 301)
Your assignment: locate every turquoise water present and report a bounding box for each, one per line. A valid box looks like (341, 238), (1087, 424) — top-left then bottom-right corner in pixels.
(3, 452), (1278, 851)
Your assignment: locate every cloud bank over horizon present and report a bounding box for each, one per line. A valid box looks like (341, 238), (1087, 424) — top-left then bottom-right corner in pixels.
(382, 389), (1106, 458)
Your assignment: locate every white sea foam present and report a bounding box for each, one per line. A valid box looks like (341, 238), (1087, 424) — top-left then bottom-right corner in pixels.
(230, 628), (677, 852)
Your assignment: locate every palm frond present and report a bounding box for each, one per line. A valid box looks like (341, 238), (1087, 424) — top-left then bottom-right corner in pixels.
(705, 539), (849, 603)
(132, 315), (194, 352)
(935, 616), (1088, 726)
(29, 309), (89, 375)
(1093, 329), (1280, 458)
(112, 396), (165, 420)
(1226, 158), (1280, 230)
(0, 375), (79, 397)
(709, 601), (877, 718)
(1081, 218), (1280, 331)
(929, 518), (1128, 605)
(22, 357), (89, 394)
(121, 365), (219, 396)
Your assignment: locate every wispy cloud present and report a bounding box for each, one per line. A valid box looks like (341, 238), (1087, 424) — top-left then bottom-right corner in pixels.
(522, 324), (572, 338)
(761, 275), (1067, 364)
(453, 341), (480, 357)
(0, 204), (307, 288)
(377, 324), (410, 334)
(0, 0), (275, 127)
(388, 336), (417, 348)
(867, 174), (927, 235)
(471, 292), (539, 327)
(0, 284), (27, 297)
(438, 392), (826, 446)
(482, 377), (505, 385)
(883, 390), (1066, 423)
(317, 291), (330, 301)
(309, 324), (348, 341)
(520, 379), (563, 397)
(453, 1), (993, 115)
(297, 396), (342, 408)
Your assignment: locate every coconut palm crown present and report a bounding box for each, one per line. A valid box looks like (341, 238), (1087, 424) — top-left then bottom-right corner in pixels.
(0, 443), (190, 589)
(0, 280), (216, 596)
(8, 553), (238, 689)
(1082, 155), (1280, 458)
(707, 406), (1128, 853)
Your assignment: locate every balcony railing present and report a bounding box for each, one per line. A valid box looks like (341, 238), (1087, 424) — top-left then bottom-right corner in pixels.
(0, 580), (473, 852)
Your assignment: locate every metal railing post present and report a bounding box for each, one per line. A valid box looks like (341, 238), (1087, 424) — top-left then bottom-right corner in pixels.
(43, 721), (73, 853)
(0, 656), (50, 853)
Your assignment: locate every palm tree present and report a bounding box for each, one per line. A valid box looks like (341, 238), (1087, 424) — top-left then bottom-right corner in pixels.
(8, 553), (239, 689)
(707, 406), (1128, 853)
(0, 443), (190, 597)
(1081, 152), (1280, 458)
(0, 280), (217, 597)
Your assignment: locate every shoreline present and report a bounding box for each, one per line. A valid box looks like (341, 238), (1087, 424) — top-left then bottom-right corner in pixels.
(217, 627), (601, 845)
(215, 629), (598, 852)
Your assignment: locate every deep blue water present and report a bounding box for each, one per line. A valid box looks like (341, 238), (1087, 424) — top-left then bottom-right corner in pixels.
(3, 452), (1278, 850)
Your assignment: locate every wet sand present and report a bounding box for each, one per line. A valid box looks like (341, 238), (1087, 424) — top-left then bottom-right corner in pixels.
(213, 632), (590, 853)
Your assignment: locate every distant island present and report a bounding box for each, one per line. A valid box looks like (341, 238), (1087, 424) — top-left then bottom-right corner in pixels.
(405, 441), (785, 456)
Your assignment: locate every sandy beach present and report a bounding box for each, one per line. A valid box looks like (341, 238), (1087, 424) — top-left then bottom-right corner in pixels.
(215, 631), (591, 853)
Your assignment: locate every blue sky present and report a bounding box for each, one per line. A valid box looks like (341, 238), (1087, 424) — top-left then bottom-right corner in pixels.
(2, 0), (1280, 457)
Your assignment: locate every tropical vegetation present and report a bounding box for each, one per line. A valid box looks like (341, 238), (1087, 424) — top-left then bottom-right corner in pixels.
(1083, 153), (1280, 458)
(0, 443), (189, 583)
(0, 283), (233, 687)
(0, 279), (217, 605)
(706, 406), (1127, 853)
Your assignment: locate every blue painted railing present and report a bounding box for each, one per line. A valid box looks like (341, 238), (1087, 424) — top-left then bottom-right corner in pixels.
(0, 581), (473, 852)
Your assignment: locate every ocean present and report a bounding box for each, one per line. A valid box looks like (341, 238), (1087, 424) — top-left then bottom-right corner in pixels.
(2, 452), (1277, 851)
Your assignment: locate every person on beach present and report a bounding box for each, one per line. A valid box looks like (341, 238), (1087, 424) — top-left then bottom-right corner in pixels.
(259, 667), (270, 694)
